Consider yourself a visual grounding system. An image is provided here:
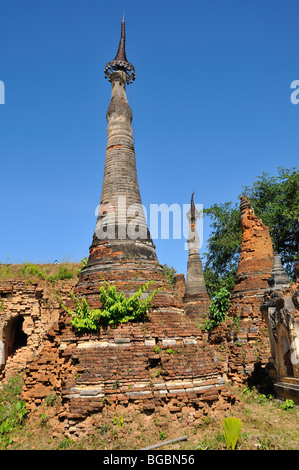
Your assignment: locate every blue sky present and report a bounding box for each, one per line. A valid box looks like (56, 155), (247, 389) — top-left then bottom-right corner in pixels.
(0, 0), (298, 276)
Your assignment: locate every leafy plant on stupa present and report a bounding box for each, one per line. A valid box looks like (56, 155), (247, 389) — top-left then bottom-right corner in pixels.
(61, 280), (161, 331)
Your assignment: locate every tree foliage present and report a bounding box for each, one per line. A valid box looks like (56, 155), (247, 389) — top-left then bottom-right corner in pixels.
(201, 287), (231, 331)
(162, 264), (177, 288)
(203, 202), (241, 297)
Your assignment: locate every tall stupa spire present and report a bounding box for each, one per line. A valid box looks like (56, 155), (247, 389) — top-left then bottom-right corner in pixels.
(77, 18), (161, 296)
(183, 193), (210, 316)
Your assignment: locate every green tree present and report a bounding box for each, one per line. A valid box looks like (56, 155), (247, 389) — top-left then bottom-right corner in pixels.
(162, 264), (177, 288)
(203, 202), (241, 297)
(201, 287), (231, 331)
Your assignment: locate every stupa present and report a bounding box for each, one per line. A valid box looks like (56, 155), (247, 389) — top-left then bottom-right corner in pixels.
(75, 16), (163, 303)
(21, 19), (233, 432)
(183, 193), (210, 316)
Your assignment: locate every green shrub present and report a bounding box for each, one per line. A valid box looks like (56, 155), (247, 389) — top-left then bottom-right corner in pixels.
(40, 413), (48, 425)
(56, 265), (74, 280)
(280, 399), (294, 410)
(0, 375), (27, 448)
(45, 393), (58, 407)
(112, 416), (124, 427)
(162, 264), (176, 288)
(15, 401), (27, 422)
(201, 287), (231, 331)
(77, 257), (88, 275)
(165, 348), (175, 354)
(61, 281), (161, 331)
(21, 262), (49, 280)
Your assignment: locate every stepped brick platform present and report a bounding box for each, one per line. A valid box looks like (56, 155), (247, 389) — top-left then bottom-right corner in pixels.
(21, 291), (234, 436)
(74, 257), (164, 303)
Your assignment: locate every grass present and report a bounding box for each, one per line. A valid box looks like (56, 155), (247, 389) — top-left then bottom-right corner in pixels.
(1, 376), (298, 450)
(0, 262), (81, 283)
(0, 375), (27, 448)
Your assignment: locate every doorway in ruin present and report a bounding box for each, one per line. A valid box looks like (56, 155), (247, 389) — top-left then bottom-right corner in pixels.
(3, 315), (28, 364)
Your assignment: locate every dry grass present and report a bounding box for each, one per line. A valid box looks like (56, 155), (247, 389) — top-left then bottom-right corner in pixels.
(0, 262), (80, 282)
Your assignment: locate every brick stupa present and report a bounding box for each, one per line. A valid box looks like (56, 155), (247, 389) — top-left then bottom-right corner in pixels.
(230, 196), (274, 308)
(217, 196), (274, 383)
(22, 18), (233, 432)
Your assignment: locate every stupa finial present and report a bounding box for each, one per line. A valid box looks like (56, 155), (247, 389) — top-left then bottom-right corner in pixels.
(104, 16), (136, 84)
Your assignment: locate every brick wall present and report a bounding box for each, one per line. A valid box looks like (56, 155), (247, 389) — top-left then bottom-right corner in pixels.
(0, 278), (76, 380)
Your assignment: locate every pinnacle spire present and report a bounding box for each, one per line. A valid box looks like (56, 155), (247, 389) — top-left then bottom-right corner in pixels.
(186, 192), (200, 254)
(104, 16), (135, 84)
(267, 253), (290, 290)
(183, 192), (210, 314)
(190, 192), (195, 219)
(114, 14), (127, 62)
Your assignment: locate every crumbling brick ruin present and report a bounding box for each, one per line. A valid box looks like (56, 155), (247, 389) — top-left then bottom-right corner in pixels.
(0, 276), (76, 381)
(230, 196), (274, 311)
(206, 197), (274, 386)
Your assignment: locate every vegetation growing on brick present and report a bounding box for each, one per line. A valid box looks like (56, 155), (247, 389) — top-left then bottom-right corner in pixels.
(201, 287), (231, 332)
(61, 281), (161, 331)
